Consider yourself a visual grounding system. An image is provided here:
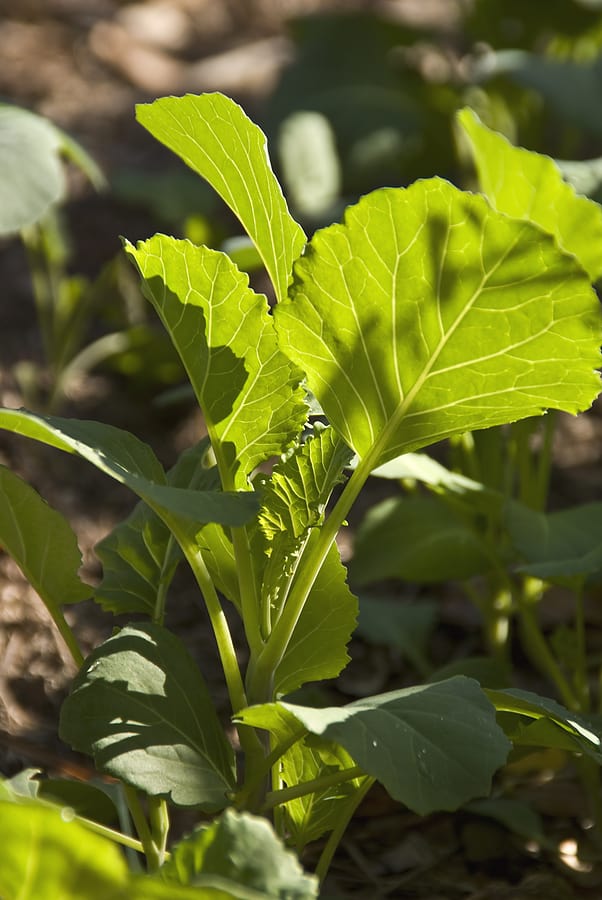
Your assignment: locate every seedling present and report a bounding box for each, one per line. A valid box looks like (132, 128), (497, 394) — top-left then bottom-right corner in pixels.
(1, 96), (602, 896)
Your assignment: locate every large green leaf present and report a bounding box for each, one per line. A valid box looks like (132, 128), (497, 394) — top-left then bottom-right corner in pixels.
(505, 499), (602, 582)
(458, 108), (602, 281)
(126, 235), (307, 489)
(161, 809), (318, 898)
(59, 623), (235, 809)
(237, 704), (365, 851)
(240, 676), (511, 816)
(95, 440), (218, 616)
(350, 494), (492, 585)
(275, 179), (601, 469)
(135, 93), (306, 304)
(0, 408), (257, 526)
(0, 465), (91, 607)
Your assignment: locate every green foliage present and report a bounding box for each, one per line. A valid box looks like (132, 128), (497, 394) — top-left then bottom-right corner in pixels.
(1, 93), (602, 889)
(162, 809), (319, 898)
(60, 624), (236, 809)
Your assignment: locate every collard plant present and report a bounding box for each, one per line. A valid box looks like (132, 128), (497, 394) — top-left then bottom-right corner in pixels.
(1, 95), (602, 896)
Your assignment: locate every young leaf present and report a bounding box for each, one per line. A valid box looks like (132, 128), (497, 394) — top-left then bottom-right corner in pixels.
(135, 93), (306, 304)
(273, 539), (358, 696)
(504, 499), (602, 582)
(239, 676), (511, 816)
(275, 179), (602, 470)
(0, 465), (91, 607)
(0, 801), (129, 900)
(0, 408), (257, 526)
(161, 808), (318, 898)
(125, 235), (307, 489)
(59, 623), (236, 809)
(350, 494), (492, 585)
(458, 108), (602, 281)
(256, 426), (352, 626)
(95, 440), (218, 616)
(237, 704), (365, 850)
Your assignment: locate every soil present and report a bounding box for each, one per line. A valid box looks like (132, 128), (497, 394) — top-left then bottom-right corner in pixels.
(2, 2), (602, 897)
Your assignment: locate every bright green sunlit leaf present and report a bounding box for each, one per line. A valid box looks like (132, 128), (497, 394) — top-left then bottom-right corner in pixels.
(126, 235), (307, 489)
(0, 801), (129, 900)
(59, 623), (236, 809)
(275, 179), (601, 470)
(458, 107), (602, 281)
(135, 93), (306, 304)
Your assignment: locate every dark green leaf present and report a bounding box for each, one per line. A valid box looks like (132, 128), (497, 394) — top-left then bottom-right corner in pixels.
(59, 623), (235, 809)
(504, 499), (602, 582)
(350, 495), (491, 585)
(240, 677), (511, 815)
(0, 408), (257, 526)
(95, 440), (218, 616)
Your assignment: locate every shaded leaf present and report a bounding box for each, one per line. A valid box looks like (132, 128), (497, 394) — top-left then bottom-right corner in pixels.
(126, 235), (307, 489)
(135, 93), (306, 304)
(95, 440), (218, 616)
(59, 623), (235, 809)
(350, 494), (492, 585)
(240, 676), (511, 815)
(504, 499), (602, 582)
(275, 179), (601, 469)
(0, 408), (258, 526)
(161, 808), (318, 898)
(0, 465), (91, 610)
(458, 107), (602, 281)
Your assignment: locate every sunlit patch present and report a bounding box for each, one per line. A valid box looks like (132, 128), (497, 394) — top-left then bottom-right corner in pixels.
(566, 719), (601, 746)
(558, 838), (594, 873)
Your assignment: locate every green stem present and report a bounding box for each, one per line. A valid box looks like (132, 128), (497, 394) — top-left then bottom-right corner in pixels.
(148, 797), (170, 868)
(124, 785), (161, 872)
(261, 766), (365, 813)
(153, 532), (178, 626)
(21, 223), (57, 367)
(233, 726), (307, 810)
(517, 579), (578, 710)
(573, 579), (589, 712)
(314, 778), (374, 884)
(76, 812), (149, 855)
(52, 607), (85, 668)
(533, 412), (555, 512)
